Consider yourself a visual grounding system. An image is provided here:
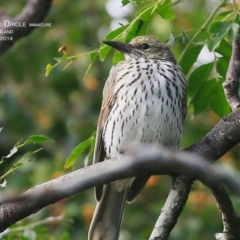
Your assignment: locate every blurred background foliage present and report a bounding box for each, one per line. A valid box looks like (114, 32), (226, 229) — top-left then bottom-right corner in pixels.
(0, 0), (240, 239)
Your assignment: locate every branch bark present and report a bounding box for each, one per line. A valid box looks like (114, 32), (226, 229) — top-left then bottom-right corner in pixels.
(148, 107), (240, 239)
(211, 185), (240, 240)
(0, 108), (240, 233)
(223, 27), (240, 111)
(0, 0), (52, 55)
(149, 175), (192, 240)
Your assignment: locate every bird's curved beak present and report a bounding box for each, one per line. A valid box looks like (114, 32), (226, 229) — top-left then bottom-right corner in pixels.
(103, 40), (132, 54)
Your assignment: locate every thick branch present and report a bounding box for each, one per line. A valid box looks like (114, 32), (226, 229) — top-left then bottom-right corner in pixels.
(223, 27), (240, 111)
(148, 108), (240, 239)
(187, 108), (240, 160)
(0, 0), (52, 55)
(0, 110), (240, 232)
(0, 107), (239, 234)
(157, 29), (240, 240)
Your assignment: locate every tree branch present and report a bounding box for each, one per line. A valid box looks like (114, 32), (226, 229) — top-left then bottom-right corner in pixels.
(211, 185), (240, 240)
(150, 23), (240, 240)
(149, 174), (192, 240)
(0, 106), (240, 233)
(0, 68), (238, 236)
(0, 0), (52, 55)
(223, 27), (240, 111)
(148, 107), (240, 239)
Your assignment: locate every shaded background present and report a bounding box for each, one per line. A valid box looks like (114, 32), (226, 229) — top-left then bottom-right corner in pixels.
(0, 0), (239, 239)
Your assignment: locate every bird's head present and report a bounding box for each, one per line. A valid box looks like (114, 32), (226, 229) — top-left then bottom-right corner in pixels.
(103, 36), (176, 63)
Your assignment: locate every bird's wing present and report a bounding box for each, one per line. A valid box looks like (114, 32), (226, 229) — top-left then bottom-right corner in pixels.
(94, 67), (117, 201)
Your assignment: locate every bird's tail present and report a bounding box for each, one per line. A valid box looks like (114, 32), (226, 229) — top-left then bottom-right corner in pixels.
(88, 183), (127, 240)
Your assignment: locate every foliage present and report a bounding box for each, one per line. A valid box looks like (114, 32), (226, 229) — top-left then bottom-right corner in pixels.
(0, 0), (240, 239)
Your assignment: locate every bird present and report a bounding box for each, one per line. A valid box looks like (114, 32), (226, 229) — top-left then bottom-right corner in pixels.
(88, 36), (187, 240)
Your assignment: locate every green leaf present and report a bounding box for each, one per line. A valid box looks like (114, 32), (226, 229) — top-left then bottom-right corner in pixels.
(191, 79), (215, 115)
(216, 57), (229, 77)
(135, 19), (149, 36)
(64, 136), (95, 169)
(13, 162), (24, 168)
(216, 39), (231, 58)
(215, 40), (231, 77)
(25, 135), (54, 144)
(121, 0), (130, 6)
(177, 30), (190, 45)
(208, 21), (232, 34)
(188, 62), (214, 100)
(157, 0), (175, 20)
(214, 10), (234, 22)
(178, 44), (203, 75)
(90, 51), (98, 63)
(45, 64), (53, 77)
(113, 51), (124, 66)
(105, 24), (129, 41)
(126, 20), (150, 43)
(208, 21), (233, 51)
(228, 23), (239, 41)
(99, 25), (128, 61)
(209, 79), (231, 117)
(137, 3), (155, 21)
(122, 3), (155, 42)
(208, 32), (225, 51)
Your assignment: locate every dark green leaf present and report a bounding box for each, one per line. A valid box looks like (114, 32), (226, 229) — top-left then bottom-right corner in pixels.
(121, 0), (130, 6)
(208, 33), (225, 51)
(208, 21), (231, 34)
(209, 79), (231, 117)
(64, 137), (94, 169)
(188, 62), (214, 100)
(191, 80), (215, 115)
(179, 44), (203, 75)
(216, 57), (229, 77)
(135, 19), (149, 36)
(216, 39), (231, 58)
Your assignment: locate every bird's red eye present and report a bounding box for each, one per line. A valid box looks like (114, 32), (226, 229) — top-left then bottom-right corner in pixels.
(141, 43), (150, 50)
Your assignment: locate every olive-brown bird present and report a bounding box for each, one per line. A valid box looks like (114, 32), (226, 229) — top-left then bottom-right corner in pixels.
(88, 36), (187, 240)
